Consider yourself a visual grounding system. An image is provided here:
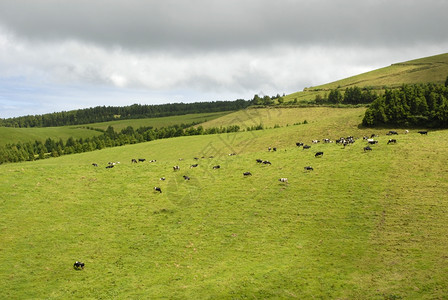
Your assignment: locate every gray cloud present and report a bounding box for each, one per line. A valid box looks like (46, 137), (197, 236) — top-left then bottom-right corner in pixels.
(0, 0), (447, 51)
(0, 0), (447, 118)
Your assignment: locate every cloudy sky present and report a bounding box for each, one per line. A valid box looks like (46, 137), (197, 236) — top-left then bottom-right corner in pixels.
(1, 0), (447, 118)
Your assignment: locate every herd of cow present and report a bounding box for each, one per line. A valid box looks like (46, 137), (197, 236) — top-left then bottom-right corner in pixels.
(90, 129), (427, 195)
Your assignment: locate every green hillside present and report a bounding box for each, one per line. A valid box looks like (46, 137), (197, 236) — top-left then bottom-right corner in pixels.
(1, 107), (447, 298)
(0, 111), (230, 146)
(285, 53), (448, 103)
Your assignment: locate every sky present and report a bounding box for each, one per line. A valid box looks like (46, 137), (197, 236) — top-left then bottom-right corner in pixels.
(1, 0), (448, 118)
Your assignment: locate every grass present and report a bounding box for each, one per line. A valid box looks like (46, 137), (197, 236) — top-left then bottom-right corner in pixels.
(0, 111), (232, 146)
(1, 107), (447, 298)
(283, 52), (448, 104)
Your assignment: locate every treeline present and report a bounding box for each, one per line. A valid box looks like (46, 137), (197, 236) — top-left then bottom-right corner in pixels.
(314, 86), (379, 105)
(362, 83), (448, 127)
(0, 123), (262, 164)
(0, 100), (251, 128)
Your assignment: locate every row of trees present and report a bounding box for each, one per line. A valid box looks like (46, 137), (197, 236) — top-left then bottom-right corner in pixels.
(362, 83), (448, 127)
(0, 100), (251, 128)
(315, 86), (379, 105)
(0, 123), (262, 164)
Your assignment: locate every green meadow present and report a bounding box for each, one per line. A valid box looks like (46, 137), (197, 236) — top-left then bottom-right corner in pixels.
(0, 111), (231, 146)
(1, 107), (447, 298)
(284, 52), (448, 103)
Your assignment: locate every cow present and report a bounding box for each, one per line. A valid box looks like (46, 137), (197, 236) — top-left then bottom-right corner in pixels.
(315, 152), (324, 157)
(212, 165), (221, 169)
(364, 146), (372, 152)
(296, 142), (304, 147)
(73, 261), (85, 270)
(312, 140), (320, 144)
(367, 139), (378, 145)
(138, 158), (146, 162)
(256, 159), (263, 163)
(303, 145), (311, 149)
(387, 139), (397, 144)
(173, 165), (180, 171)
(106, 165), (114, 169)
(323, 138), (332, 143)
(154, 187), (162, 193)
(160, 177), (166, 181)
(183, 175), (190, 180)
(92, 163), (98, 167)
(279, 178), (288, 183)
(243, 172), (252, 176)
(304, 166), (313, 171)
(404, 130), (409, 134)
(268, 147), (272, 151)
(131, 159), (138, 163)
(387, 130), (398, 135)
(262, 160), (271, 165)
(370, 134), (378, 138)
(149, 160), (157, 163)
(190, 164), (199, 168)
(273, 147), (277, 151)
(418, 131), (428, 135)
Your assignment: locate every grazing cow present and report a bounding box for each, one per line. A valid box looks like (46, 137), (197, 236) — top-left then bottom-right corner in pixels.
(212, 165), (220, 169)
(387, 139), (397, 144)
(194, 157), (199, 160)
(370, 134), (378, 138)
(138, 158), (146, 162)
(154, 187), (162, 193)
(323, 138), (332, 143)
(367, 139), (378, 145)
(190, 164), (199, 168)
(404, 130), (409, 134)
(315, 151), (324, 157)
(149, 160), (157, 163)
(312, 140), (320, 144)
(418, 131), (428, 135)
(296, 142), (304, 147)
(173, 165), (180, 171)
(92, 163), (98, 167)
(364, 146), (372, 152)
(303, 145), (311, 149)
(387, 130), (398, 135)
(106, 165), (114, 169)
(243, 172), (252, 176)
(73, 261), (85, 270)
(273, 147), (277, 151)
(183, 175), (190, 180)
(279, 178), (288, 183)
(304, 166), (313, 171)
(256, 159), (263, 163)
(268, 147), (272, 151)
(131, 159), (138, 163)
(160, 177), (166, 181)
(262, 160), (272, 165)
(228, 153), (236, 156)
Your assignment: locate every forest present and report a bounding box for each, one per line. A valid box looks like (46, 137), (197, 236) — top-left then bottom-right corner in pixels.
(362, 82), (448, 127)
(0, 99), (251, 128)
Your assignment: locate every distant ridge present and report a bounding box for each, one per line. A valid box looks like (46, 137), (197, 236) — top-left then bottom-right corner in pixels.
(286, 53), (448, 102)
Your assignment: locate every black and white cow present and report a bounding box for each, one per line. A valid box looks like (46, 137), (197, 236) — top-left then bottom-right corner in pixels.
(315, 151), (324, 157)
(243, 172), (252, 176)
(173, 165), (180, 171)
(262, 160), (272, 165)
(364, 146), (372, 152)
(190, 164), (199, 168)
(279, 178), (288, 183)
(183, 175), (191, 180)
(92, 163), (98, 167)
(304, 166), (313, 171)
(105, 165), (114, 169)
(212, 165), (221, 169)
(303, 145), (311, 150)
(387, 139), (397, 144)
(154, 187), (162, 193)
(138, 158), (146, 162)
(73, 261), (85, 270)
(256, 159), (263, 163)
(418, 131), (428, 135)
(296, 142), (304, 147)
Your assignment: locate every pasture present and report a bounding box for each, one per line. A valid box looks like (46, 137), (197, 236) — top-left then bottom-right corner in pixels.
(1, 107), (447, 298)
(0, 111), (232, 146)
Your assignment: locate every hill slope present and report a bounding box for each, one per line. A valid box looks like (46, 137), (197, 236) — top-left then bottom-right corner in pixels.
(1, 107), (447, 298)
(285, 53), (448, 103)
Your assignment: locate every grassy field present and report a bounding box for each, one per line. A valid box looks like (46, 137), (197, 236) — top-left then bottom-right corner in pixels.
(1, 107), (447, 298)
(0, 111), (232, 146)
(284, 52), (448, 103)
(86, 111), (232, 131)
